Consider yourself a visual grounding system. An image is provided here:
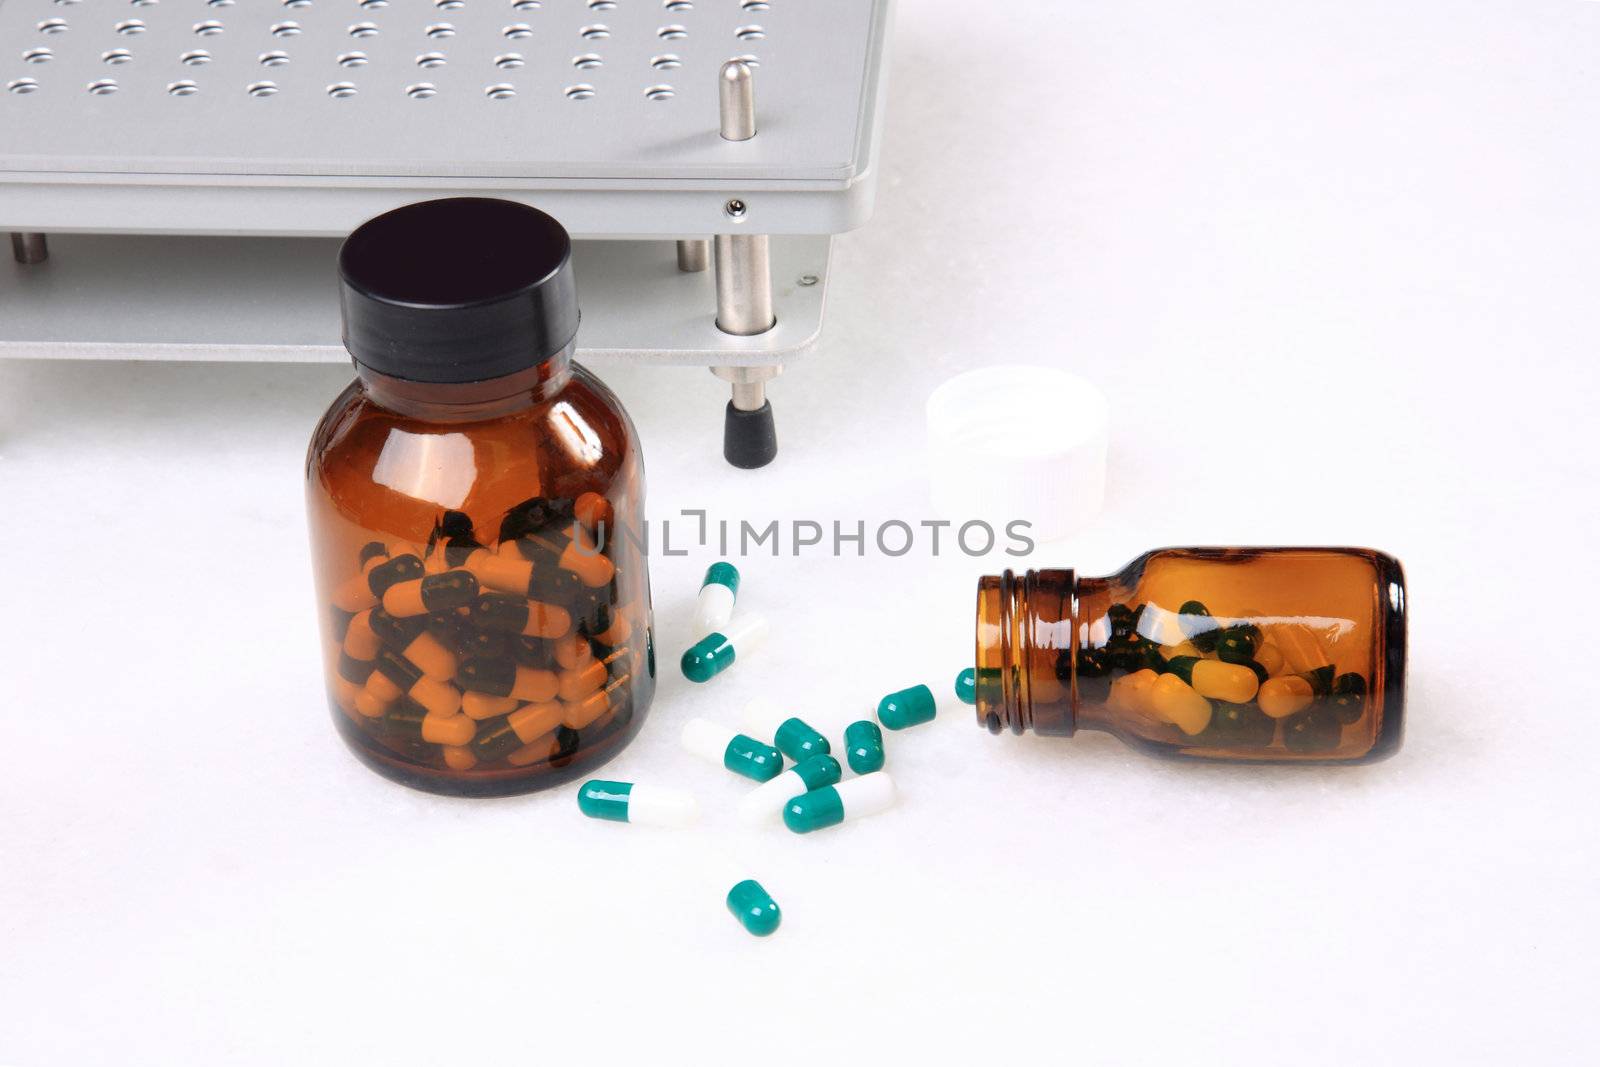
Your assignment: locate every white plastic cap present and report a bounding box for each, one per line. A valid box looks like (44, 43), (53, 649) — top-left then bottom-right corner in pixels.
(925, 366), (1109, 542)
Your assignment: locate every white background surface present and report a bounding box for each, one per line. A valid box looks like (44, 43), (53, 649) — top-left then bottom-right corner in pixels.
(4, 1), (1599, 1063)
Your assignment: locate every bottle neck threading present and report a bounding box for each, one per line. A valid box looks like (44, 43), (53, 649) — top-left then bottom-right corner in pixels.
(357, 346), (574, 422)
(976, 568), (1079, 737)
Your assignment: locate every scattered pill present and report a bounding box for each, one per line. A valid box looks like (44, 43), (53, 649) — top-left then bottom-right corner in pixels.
(876, 684), (936, 730)
(726, 879), (781, 937)
(693, 562), (740, 637)
(577, 780), (700, 827)
(843, 719), (885, 774)
(680, 717), (783, 782)
(773, 717), (830, 762)
(737, 754), (842, 826)
(954, 667), (977, 704)
(783, 772), (897, 834)
(680, 613), (769, 683)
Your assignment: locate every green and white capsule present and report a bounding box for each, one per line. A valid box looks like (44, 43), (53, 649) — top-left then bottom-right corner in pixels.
(843, 719), (885, 774)
(737, 754), (842, 826)
(680, 717), (783, 782)
(576, 780), (700, 828)
(726, 879), (781, 937)
(954, 668), (977, 705)
(693, 562), (740, 637)
(876, 684), (937, 730)
(680, 613), (769, 683)
(783, 772), (898, 834)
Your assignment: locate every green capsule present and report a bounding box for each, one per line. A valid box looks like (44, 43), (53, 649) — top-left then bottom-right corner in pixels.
(576, 779), (632, 822)
(783, 774), (897, 834)
(726, 879), (781, 937)
(1302, 664), (1336, 696)
(877, 684), (936, 730)
(1330, 674), (1367, 726)
(1283, 705), (1343, 753)
(1179, 600), (1220, 652)
(1214, 625), (1263, 664)
(1205, 702), (1276, 747)
(724, 733), (782, 781)
(773, 717), (830, 762)
(679, 614), (768, 683)
(844, 719), (884, 774)
(954, 667), (977, 704)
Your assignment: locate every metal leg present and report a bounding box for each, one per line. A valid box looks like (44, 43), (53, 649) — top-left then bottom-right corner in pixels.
(676, 239), (709, 273)
(709, 59), (779, 467)
(11, 233), (48, 265)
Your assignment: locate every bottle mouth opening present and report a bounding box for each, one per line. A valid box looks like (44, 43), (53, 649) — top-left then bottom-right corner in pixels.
(975, 571), (1027, 735)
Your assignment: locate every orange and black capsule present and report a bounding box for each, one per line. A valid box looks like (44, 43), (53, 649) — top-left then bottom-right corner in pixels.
(470, 592), (571, 639)
(457, 656), (560, 702)
(382, 570), (480, 618)
(515, 528), (616, 590)
(470, 700), (564, 761)
(370, 650), (462, 717)
(498, 495), (575, 543)
(369, 608), (458, 683)
(381, 697), (475, 747)
(366, 553), (425, 598)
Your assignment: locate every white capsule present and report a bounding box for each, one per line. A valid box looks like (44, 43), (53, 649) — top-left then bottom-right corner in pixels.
(735, 753), (843, 826)
(577, 780), (700, 828)
(680, 716), (784, 783)
(693, 562), (740, 637)
(782, 772), (899, 834)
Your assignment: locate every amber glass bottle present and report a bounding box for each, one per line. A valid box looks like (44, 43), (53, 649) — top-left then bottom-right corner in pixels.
(975, 548), (1405, 762)
(306, 198), (654, 796)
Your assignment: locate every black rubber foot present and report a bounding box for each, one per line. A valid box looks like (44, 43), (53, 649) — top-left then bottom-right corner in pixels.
(724, 400), (778, 469)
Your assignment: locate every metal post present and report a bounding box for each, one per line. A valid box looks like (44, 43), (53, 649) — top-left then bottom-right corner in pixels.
(676, 239), (709, 273)
(711, 60), (778, 468)
(11, 233), (48, 265)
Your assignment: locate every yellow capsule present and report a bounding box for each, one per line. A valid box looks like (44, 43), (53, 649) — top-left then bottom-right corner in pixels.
(464, 549), (536, 595)
(1259, 676), (1315, 719)
(442, 745), (478, 771)
(553, 633), (594, 671)
(1109, 667), (1160, 715)
(1255, 640), (1286, 676)
(1273, 623), (1331, 675)
(1189, 659), (1260, 704)
(1150, 673), (1213, 736)
(1164, 640), (1204, 660)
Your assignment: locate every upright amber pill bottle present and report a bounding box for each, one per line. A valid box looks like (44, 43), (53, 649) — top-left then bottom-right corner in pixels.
(975, 548), (1406, 762)
(306, 198), (654, 796)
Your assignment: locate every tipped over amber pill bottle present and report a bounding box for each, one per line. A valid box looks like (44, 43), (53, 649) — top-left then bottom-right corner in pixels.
(975, 548), (1406, 762)
(306, 198), (654, 796)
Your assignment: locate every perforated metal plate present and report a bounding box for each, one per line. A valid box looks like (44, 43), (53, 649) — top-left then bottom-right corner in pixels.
(0, 232), (831, 366)
(0, 0), (893, 236)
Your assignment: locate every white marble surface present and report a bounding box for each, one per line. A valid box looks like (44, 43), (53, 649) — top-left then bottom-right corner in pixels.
(3, 1), (1597, 1063)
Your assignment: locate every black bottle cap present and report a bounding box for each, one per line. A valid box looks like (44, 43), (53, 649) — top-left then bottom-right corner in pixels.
(338, 197), (580, 384)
